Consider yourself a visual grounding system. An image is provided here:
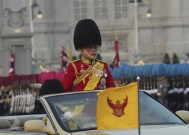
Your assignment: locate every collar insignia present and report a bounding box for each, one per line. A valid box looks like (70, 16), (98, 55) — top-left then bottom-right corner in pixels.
(81, 57), (96, 65)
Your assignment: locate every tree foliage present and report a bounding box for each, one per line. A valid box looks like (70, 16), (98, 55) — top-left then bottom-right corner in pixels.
(163, 53), (171, 64)
(172, 53), (180, 64)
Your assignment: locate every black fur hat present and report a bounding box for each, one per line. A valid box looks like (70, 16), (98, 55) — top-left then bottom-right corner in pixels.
(73, 19), (101, 50)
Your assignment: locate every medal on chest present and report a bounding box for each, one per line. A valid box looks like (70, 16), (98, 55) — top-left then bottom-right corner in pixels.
(91, 64), (108, 78)
(79, 64), (85, 73)
(101, 78), (107, 89)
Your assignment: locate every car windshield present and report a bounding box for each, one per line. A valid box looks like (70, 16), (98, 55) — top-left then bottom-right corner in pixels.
(46, 91), (184, 132)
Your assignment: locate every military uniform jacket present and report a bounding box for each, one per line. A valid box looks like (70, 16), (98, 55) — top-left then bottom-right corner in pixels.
(62, 58), (115, 92)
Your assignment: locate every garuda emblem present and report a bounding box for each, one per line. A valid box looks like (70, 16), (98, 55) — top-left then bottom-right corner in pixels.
(107, 95), (128, 117)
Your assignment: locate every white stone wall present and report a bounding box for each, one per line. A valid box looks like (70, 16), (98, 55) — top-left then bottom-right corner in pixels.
(0, 0), (189, 75)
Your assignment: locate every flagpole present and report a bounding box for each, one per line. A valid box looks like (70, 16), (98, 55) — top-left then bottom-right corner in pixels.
(134, 0), (139, 62)
(136, 76), (141, 135)
(29, 0), (34, 59)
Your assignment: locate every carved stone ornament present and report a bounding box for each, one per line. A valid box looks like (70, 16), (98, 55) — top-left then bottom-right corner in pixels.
(4, 8), (26, 28)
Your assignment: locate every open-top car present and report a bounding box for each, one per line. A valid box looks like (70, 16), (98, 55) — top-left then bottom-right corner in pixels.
(0, 90), (189, 135)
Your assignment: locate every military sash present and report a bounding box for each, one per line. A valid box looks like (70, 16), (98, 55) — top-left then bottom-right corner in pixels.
(72, 61), (104, 90)
(84, 61), (104, 90)
(72, 64), (90, 86)
(71, 61), (104, 116)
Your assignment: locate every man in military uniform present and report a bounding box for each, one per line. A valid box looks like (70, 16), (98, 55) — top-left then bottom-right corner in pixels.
(62, 19), (115, 92)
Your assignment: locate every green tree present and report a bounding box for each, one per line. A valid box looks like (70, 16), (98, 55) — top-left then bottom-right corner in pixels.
(186, 53), (189, 58)
(163, 53), (171, 64)
(78, 53), (82, 59)
(96, 53), (102, 60)
(72, 56), (78, 61)
(172, 53), (180, 64)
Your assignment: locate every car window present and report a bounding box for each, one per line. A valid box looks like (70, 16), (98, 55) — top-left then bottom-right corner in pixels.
(46, 92), (97, 132)
(46, 91), (184, 132)
(139, 92), (184, 125)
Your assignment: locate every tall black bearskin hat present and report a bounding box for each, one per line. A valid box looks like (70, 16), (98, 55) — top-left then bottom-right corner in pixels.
(73, 19), (101, 50)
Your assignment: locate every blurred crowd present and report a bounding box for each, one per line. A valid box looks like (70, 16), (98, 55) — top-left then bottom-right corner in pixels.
(1, 65), (189, 115)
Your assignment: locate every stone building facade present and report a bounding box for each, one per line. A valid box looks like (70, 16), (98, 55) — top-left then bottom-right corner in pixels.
(0, 0), (189, 76)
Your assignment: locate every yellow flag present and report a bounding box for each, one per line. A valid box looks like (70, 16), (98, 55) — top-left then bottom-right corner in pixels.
(96, 82), (139, 130)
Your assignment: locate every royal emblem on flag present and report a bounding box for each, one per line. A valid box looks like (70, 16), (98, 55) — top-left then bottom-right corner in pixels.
(96, 82), (139, 130)
(107, 95), (128, 117)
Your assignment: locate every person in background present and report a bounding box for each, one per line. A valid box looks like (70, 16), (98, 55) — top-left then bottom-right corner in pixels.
(62, 19), (115, 92)
(33, 79), (64, 114)
(39, 79), (64, 96)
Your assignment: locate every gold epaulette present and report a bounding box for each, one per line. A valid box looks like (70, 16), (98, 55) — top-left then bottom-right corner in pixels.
(70, 59), (81, 64)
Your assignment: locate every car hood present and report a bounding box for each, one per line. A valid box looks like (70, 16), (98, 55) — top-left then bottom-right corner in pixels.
(72, 124), (189, 135)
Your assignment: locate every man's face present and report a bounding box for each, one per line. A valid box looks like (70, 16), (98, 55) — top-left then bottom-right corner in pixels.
(80, 45), (98, 60)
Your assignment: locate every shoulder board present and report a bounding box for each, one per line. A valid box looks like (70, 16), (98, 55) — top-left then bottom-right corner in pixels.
(70, 59), (81, 63)
(96, 59), (106, 64)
